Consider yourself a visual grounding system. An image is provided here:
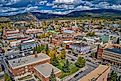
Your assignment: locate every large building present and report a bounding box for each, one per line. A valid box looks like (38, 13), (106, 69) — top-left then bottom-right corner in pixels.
(34, 63), (61, 81)
(102, 48), (121, 65)
(69, 43), (90, 54)
(79, 65), (110, 81)
(3, 29), (24, 40)
(8, 53), (51, 76)
(97, 44), (121, 65)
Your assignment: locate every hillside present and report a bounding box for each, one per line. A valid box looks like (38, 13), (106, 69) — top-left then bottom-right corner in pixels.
(0, 9), (121, 22)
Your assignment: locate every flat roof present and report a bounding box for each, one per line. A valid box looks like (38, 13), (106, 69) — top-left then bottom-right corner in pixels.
(79, 65), (110, 81)
(8, 53), (50, 69)
(63, 30), (74, 34)
(70, 43), (89, 47)
(34, 63), (61, 78)
(105, 48), (121, 54)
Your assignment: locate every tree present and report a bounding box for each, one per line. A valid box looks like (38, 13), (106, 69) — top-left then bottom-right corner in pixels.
(45, 44), (49, 55)
(49, 69), (56, 81)
(118, 75), (121, 81)
(62, 59), (70, 73)
(110, 71), (118, 81)
(90, 52), (96, 58)
(18, 44), (22, 51)
(86, 32), (95, 37)
(116, 37), (120, 44)
(51, 54), (59, 66)
(96, 44), (100, 58)
(33, 45), (45, 53)
(49, 47), (58, 58)
(4, 73), (12, 81)
(75, 57), (86, 68)
(60, 49), (66, 59)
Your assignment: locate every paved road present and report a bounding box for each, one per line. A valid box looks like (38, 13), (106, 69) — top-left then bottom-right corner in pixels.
(0, 54), (15, 81)
(68, 64), (96, 81)
(66, 53), (98, 81)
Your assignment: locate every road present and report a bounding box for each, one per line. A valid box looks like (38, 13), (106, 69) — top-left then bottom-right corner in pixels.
(66, 53), (98, 81)
(69, 66), (95, 81)
(0, 54), (15, 81)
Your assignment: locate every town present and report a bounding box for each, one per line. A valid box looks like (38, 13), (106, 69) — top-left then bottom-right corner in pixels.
(0, 18), (121, 81)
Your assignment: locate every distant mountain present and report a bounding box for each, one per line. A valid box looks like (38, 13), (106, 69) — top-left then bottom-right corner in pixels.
(0, 0), (121, 16)
(31, 9), (121, 19)
(8, 13), (38, 21)
(1, 9), (120, 22)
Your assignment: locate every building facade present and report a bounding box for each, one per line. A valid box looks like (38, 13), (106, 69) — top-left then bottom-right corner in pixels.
(79, 65), (110, 81)
(69, 43), (90, 54)
(34, 63), (61, 81)
(8, 53), (50, 76)
(97, 44), (121, 65)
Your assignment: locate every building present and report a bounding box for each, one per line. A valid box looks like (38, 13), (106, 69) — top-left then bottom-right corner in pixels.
(69, 43), (90, 54)
(3, 29), (24, 40)
(102, 48), (121, 65)
(34, 63), (61, 81)
(97, 44), (121, 65)
(0, 65), (4, 81)
(26, 29), (43, 35)
(8, 53), (50, 76)
(52, 34), (74, 46)
(20, 39), (37, 50)
(96, 48), (104, 59)
(79, 65), (110, 81)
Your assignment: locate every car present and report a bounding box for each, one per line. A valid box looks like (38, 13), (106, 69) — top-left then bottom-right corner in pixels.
(71, 59), (75, 61)
(74, 73), (79, 78)
(74, 54), (78, 57)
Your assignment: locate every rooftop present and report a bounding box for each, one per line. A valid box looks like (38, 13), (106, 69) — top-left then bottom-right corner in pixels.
(8, 53), (50, 69)
(63, 30), (74, 34)
(70, 43), (89, 47)
(105, 48), (121, 54)
(79, 65), (110, 81)
(34, 63), (61, 78)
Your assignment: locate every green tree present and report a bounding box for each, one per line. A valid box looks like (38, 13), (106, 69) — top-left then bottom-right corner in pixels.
(86, 32), (95, 37)
(75, 57), (86, 68)
(91, 52), (96, 58)
(51, 54), (59, 66)
(110, 71), (118, 81)
(116, 37), (120, 44)
(118, 75), (121, 81)
(4, 73), (12, 81)
(49, 69), (56, 81)
(34, 45), (45, 53)
(49, 47), (57, 59)
(18, 44), (22, 51)
(60, 49), (66, 59)
(45, 44), (49, 55)
(62, 59), (70, 73)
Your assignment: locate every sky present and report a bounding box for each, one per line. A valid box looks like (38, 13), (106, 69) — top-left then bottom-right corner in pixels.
(0, 0), (121, 16)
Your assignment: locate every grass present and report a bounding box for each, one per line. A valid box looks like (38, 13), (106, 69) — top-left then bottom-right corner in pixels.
(55, 59), (79, 79)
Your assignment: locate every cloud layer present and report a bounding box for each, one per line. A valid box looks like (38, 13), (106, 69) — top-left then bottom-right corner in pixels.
(0, 0), (121, 16)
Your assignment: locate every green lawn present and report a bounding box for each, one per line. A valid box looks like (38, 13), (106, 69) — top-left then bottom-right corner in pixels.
(55, 59), (79, 78)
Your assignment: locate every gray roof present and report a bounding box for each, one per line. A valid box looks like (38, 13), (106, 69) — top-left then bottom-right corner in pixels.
(63, 30), (74, 34)
(8, 53), (50, 69)
(105, 48), (121, 55)
(34, 63), (61, 78)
